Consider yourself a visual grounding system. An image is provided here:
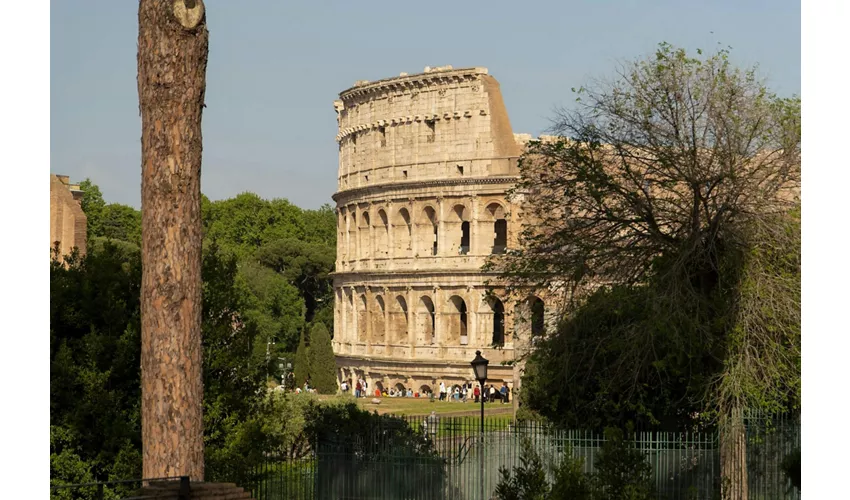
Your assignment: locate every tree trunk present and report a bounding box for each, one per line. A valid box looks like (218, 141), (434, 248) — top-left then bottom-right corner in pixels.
(138, 0), (208, 481)
(720, 407), (748, 500)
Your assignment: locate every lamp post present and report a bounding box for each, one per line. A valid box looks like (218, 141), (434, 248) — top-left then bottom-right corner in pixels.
(471, 350), (489, 500)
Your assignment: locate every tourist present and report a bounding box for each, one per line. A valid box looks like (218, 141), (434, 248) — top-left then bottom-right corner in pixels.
(500, 383), (509, 404)
(341, 380), (348, 393)
(407, 387), (413, 397)
(489, 384), (496, 403)
(439, 382), (447, 401)
(355, 380), (362, 398)
(453, 386), (460, 401)
(474, 384), (481, 403)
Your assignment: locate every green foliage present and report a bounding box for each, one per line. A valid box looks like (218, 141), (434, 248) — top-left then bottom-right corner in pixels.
(78, 179), (106, 238)
(494, 439), (549, 500)
(493, 42), (801, 429)
(100, 203), (141, 246)
(293, 329), (310, 388)
(494, 430), (649, 500)
(303, 400), (446, 499)
(237, 259), (305, 356)
(50, 240), (276, 490)
(307, 322), (338, 394)
(592, 428), (655, 500)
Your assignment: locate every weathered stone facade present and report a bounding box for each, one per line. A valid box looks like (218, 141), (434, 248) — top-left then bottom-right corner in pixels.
(331, 66), (552, 396)
(50, 174), (87, 259)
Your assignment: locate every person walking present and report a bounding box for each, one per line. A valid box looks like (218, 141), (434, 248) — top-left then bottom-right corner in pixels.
(473, 384), (481, 403)
(439, 382), (447, 402)
(500, 383), (509, 404)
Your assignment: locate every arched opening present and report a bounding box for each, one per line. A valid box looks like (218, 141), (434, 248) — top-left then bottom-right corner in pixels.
(393, 208), (412, 257)
(416, 207), (438, 256)
(357, 294), (368, 342)
(394, 382), (406, 393)
(419, 384), (432, 396)
(375, 209), (389, 258)
(348, 212), (358, 261)
(492, 298), (505, 346)
(447, 296), (468, 345)
(390, 295), (409, 343)
(372, 296), (386, 344)
(448, 205), (470, 255)
(374, 381), (384, 395)
(530, 296), (545, 337)
(417, 296), (436, 345)
(359, 211), (371, 260)
(341, 214), (349, 262)
(487, 203), (508, 254)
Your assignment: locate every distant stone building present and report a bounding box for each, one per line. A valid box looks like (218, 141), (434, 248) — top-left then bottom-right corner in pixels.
(330, 66), (555, 398)
(50, 174), (87, 259)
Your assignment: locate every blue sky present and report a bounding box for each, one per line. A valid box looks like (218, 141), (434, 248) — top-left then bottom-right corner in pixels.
(51, 0), (800, 209)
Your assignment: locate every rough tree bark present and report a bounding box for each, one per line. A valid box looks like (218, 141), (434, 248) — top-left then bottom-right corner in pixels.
(138, 0), (208, 481)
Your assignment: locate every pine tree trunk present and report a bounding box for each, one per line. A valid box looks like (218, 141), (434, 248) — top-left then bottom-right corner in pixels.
(138, 0), (208, 481)
(720, 407), (748, 500)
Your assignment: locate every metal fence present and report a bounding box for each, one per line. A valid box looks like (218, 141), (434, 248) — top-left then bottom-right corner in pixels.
(248, 412), (800, 500)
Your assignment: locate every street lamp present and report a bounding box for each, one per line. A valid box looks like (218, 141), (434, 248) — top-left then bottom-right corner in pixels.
(471, 350), (489, 500)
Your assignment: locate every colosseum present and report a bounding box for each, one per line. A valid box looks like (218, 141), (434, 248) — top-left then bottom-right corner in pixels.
(330, 66), (551, 399)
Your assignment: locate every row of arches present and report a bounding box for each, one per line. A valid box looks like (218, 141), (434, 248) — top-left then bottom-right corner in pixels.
(343, 292), (546, 347)
(341, 202), (508, 261)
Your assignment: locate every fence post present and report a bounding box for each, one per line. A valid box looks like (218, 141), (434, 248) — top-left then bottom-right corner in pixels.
(96, 483), (104, 500)
(178, 476), (190, 500)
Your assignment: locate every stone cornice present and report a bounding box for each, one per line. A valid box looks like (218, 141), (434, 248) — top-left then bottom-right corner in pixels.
(330, 268), (506, 280)
(338, 67), (488, 102)
(332, 176), (520, 204)
(336, 109), (487, 143)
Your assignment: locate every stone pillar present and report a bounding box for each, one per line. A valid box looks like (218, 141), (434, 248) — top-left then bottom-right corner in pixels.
(383, 287), (391, 353)
(436, 197), (445, 257)
(349, 204), (358, 268)
(470, 195), (479, 256)
(367, 204), (375, 268)
(468, 285), (478, 348)
(407, 286), (416, 359)
(365, 287), (373, 354)
(386, 200), (394, 265)
(433, 286), (442, 345)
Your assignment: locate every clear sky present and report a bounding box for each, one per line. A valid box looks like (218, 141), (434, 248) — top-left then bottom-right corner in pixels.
(50, 0), (800, 209)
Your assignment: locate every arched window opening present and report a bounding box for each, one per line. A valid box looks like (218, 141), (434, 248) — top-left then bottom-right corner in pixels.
(390, 295), (409, 343)
(372, 296), (386, 344)
(449, 205), (470, 255)
(376, 209), (389, 258)
(492, 299), (505, 346)
(447, 296), (468, 345)
(393, 208), (412, 257)
(348, 212), (358, 262)
(417, 207), (438, 257)
(487, 203), (508, 254)
(359, 211), (371, 260)
(418, 296), (436, 345)
(530, 297), (545, 337)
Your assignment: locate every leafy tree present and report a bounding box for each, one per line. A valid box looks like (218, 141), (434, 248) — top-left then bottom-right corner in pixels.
(491, 42), (799, 499)
(255, 237), (334, 323)
(491, 43), (800, 426)
(237, 259), (306, 355)
(100, 203), (142, 246)
(494, 439), (549, 500)
(592, 428), (655, 500)
(293, 329), (310, 388)
(307, 322), (337, 394)
(78, 179), (106, 238)
(303, 401), (445, 499)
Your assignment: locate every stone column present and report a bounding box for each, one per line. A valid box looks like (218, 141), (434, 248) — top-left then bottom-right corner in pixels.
(470, 195), (479, 256)
(386, 200), (394, 265)
(383, 287), (391, 353)
(433, 286), (442, 345)
(349, 204), (358, 268)
(407, 286), (416, 359)
(368, 204), (375, 268)
(468, 285), (478, 349)
(436, 197), (445, 257)
(365, 287), (373, 355)
(409, 199), (418, 267)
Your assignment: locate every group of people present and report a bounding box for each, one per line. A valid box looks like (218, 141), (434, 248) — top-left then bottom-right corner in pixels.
(339, 378), (511, 403)
(436, 381), (510, 404)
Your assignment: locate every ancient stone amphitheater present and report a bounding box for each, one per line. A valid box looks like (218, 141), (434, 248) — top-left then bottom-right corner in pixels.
(331, 66), (548, 397)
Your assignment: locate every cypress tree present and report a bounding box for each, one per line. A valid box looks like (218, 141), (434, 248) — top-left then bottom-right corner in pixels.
(293, 329), (310, 389)
(307, 322), (338, 394)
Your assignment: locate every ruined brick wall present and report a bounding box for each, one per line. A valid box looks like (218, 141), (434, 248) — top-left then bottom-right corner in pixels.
(50, 174), (87, 259)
